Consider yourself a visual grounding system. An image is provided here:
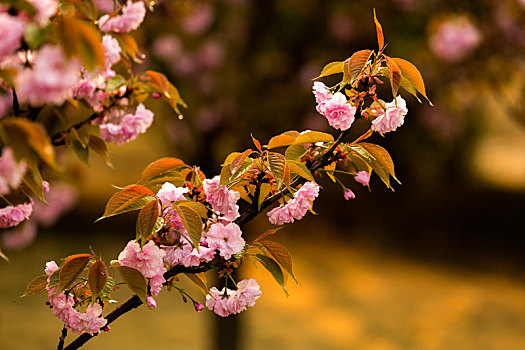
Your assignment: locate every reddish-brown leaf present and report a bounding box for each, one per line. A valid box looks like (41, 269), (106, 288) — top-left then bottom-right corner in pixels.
(384, 55), (402, 98)
(140, 157), (187, 183)
(59, 254), (91, 291)
(392, 57), (432, 105)
(136, 198), (160, 244)
(373, 9), (385, 51)
(343, 50), (373, 84)
(100, 185), (155, 220)
(88, 260), (108, 300)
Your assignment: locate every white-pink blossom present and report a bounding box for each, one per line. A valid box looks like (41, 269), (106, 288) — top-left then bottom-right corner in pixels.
(371, 96), (408, 134)
(354, 171), (370, 186)
(312, 81), (332, 105)
(203, 176), (240, 219)
(0, 13), (25, 60)
(429, 16), (481, 62)
(226, 278), (262, 314)
(344, 189), (355, 200)
(0, 202), (33, 228)
(206, 287), (233, 317)
(27, 0), (58, 26)
(98, 0), (146, 33)
(267, 182), (320, 225)
(320, 92), (356, 130)
(146, 296), (157, 308)
(0, 147), (26, 195)
(156, 182), (189, 208)
(118, 240), (166, 278)
(205, 222), (245, 260)
(1, 220), (37, 250)
(99, 104), (154, 145)
(101, 34), (121, 79)
(16, 45), (80, 106)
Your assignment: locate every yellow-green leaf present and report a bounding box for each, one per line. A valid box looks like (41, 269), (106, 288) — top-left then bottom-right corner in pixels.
(358, 142), (399, 183)
(268, 152), (286, 188)
(183, 273), (208, 296)
(136, 199), (160, 244)
(314, 61), (344, 80)
(174, 200), (208, 218)
(255, 254), (288, 296)
(174, 205), (203, 248)
(293, 131), (334, 145)
(285, 144), (307, 161)
(19, 275), (48, 298)
(287, 160), (315, 182)
(140, 157), (187, 183)
(343, 50), (373, 84)
(267, 130), (300, 149)
(260, 240), (297, 283)
(392, 57), (432, 105)
(116, 265), (147, 302)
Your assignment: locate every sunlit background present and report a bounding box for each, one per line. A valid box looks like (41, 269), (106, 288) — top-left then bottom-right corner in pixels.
(3, 0), (525, 349)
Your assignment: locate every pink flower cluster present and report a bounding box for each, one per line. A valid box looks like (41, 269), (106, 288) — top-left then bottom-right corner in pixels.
(429, 15), (481, 62)
(98, 0), (146, 33)
(313, 82), (356, 131)
(0, 147), (26, 195)
(45, 261), (107, 335)
(0, 202), (33, 229)
(203, 176), (240, 221)
(101, 34), (122, 79)
(205, 222), (245, 260)
(206, 278), (262, 317)
(0, 12), (25, 61)
(98, 104), (154, 145)
(267, 181), (320, 225)
(118, 240), (166, 296)
(157, 182), (189, 208)
(163, 237), (215, 268)
(371, 96), (408, 134)
(15, 45), (80, 106)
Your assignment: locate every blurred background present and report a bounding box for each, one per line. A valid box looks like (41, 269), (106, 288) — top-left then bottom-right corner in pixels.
(3, 0), (525, 349)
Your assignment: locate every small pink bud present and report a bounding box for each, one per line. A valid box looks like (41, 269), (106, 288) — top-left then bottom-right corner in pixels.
(344, 189), (355, 200)
(42, 181), (50, 193)
(354, 171), (370, 186)
(194, 302), (204, 312)
(152, 93), (161, 99)
(102, 326), (111, 332)
(146, 296), (157, 308)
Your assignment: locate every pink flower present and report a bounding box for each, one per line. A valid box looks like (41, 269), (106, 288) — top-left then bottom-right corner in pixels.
(0, 13), (25, 60)
(45, 260), (59, 276)
(0, 202), (33, 228)
(206, 287), (233, 317)
(371, 96), (408, 134)
(98, 0), (146, 33)
(27, 0), (58, 26)
(99, 104), (154, 145)
(0, 147), (26, 195)
(205, 222), (245, 260)
(429, 16), (481, 62)
(354, 171), (370, 186)
(156, 182), (189, 208)
(153, 35), (183, 61)
(194, 302), (204, 312)
(118, 240), (166, 278)
(32, 182), (78, 227)
(16, 45), (80, 106)
(1, 220), (37, 250)
(312, 81), (332, 105)
(146, 296), (157, 308)
(68, 304), (107, 335)
(203, 176), (240, 219)
(343, 189), (355, 200)
(267, 182), (320, 225)
(226, 278), (262, 314)
(101, 34), (121, 79)
(320, 92), (356, 130)
(149, 274), (165, 297)
(180, 3), (214, 34)
(93, 0), (116, 13)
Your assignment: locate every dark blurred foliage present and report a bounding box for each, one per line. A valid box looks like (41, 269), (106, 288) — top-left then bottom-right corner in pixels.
(127, 0), (525, 272)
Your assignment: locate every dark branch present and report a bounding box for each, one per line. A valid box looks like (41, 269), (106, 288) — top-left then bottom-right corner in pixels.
(57, 327), (67, 350)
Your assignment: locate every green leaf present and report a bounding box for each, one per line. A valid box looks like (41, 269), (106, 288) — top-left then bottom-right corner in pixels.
(350, 144), (394, 188)
(230, 149), (253, 174)
(140, 157), (187, 183)
(100, 275), (116, 300)
(115, 264), (147, 302)
(268, 152), (286, 188)
(285, 144), (307, 161)
(255, 254), (288, 296)
(105, 75), (127, 92)
(287, 160), (314, 182)
(24, 23), (50, 50)
(293, 131), (334, 145)
(260, 240), (298, 283)
(58, 254), (91, 291)
(314, 61), (344, 80)
(88, 134), (111, 166)
(174, 200), (208, 218)
(358, 143), (399, 183)
(72, 139), (89, 165)
(136, 199), (160, 244)
(391, 57), (432, 105)
(99, 185), (156, 220)
(88, 260), (108, 301)
(343, 50), (373, 84)
(21, 156), (46, 202)
(267, 131), (300, 149)
(258, 183), (272, 210)
(174, 205), (203, 248)
(0, 119), (58, 169)
(183, 273), (208, 296)
(373, 9), (385, 51)
(384, 55), (402, 98)
(19, 275), (48, 298)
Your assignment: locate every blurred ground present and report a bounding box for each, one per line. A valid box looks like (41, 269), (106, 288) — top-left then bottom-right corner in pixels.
(2, 222), (525, 350)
